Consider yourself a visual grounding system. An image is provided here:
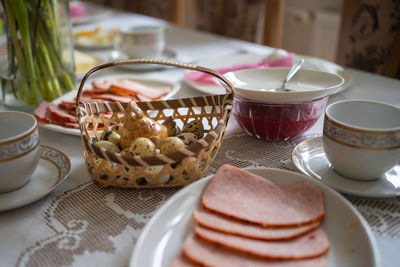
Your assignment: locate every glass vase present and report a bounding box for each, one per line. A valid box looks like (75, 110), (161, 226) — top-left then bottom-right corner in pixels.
(0, 0), (76, 113)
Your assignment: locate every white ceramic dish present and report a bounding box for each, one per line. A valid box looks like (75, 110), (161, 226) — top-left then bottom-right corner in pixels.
(292, 137), (400, 198)
(38, 75), (181, 136)
(323, 100), (400, 181)
(0, 111), (40, 192)
(300, 54), (352, 94)
(108, 49), (177, 71)
(224, 68), (344, 103)
(184, 52), (352, 96)
(130, 167), (380, 267)
(0, 145), (70, 212)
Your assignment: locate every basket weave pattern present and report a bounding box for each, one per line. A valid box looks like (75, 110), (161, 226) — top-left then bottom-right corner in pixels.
(76, 59), (234, 188)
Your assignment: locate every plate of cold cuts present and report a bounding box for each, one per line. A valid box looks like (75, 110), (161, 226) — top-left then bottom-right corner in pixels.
(130, 165), (380, 267)
(34, 74), (180, 136)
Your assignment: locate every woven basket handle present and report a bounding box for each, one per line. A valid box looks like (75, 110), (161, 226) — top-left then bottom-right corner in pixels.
(75, 59), (235, 107)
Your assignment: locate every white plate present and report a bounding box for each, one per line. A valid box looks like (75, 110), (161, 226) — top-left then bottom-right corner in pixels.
(108, 49), (177, 71)
(73, 28), (119, 50)
(224, 68), (344, 103)
(0, 145), (70, 212)
(74, 40), (113, 50)
(71, 3), (113, 25)
(292, 136), (400, 198)
(184, 52), (352, 95)
(130, 167), (380, 267)
(38, 75), (181, 136)
(184, 53), (262, 95)
(299, 54), (352, 94)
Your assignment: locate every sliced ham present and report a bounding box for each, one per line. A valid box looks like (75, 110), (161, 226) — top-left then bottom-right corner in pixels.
(82, 88), (110, 96)
(76, 96), (104, 103)
(88, 93), (133, 103)
(92, 80), (112, 91)
(135, 93), (153, 102)
(110, 79), (170, 99)
(34, 101), (51, 123)
(63, 122), (80, 129)
(195, 226), (330, 260)
(182, 233), (328, 267)
(47, 103), (78, 124)
(169, 254), (196, 267)
(194, 206), (320, 241)
(202, 165), (325, 227)
(59, 100), (77, 111)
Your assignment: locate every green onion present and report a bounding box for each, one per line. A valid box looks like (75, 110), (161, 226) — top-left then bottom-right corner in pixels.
(2, 0), (75, 106)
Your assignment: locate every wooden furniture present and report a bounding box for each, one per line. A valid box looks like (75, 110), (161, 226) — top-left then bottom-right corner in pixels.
(88, 0), (285, 47)
(192, 0), (285, 48)
(336, 0), (400, 79)
(263, 0), (285, 48)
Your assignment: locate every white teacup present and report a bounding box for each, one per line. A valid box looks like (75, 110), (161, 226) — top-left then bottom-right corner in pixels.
(119, 25), (165, 59)
(0, 111), (40, 192)
(323, 100), (400, 181)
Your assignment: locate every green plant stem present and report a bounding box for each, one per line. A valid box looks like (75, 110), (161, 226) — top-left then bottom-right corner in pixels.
(10, 0), (40, 105)
(2, 0), (76, 106)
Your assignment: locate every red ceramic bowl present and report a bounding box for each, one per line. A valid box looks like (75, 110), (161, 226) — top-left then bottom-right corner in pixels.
(233, 95), (328, 141)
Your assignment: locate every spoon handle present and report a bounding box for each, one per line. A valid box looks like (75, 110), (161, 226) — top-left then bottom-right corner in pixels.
(282, 58), (305, 88)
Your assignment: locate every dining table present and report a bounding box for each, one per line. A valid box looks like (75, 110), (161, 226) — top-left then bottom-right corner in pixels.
(0, 4), (399, 267)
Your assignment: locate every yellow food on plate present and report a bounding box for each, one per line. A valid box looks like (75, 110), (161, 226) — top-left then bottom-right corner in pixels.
(73, 50), (99, 74)
(74, 27), (120, 47)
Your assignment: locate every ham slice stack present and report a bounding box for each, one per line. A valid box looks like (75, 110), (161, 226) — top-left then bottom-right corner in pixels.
(34, 79), (170, 129)
(170, 165), (330, 267)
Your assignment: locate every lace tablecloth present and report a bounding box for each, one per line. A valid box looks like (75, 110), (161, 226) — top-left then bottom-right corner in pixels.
(8, 118), (399, 267)
(1, 10), (399, 267)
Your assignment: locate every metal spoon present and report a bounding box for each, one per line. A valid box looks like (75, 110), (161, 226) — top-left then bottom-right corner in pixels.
(268, 58), (305, 92)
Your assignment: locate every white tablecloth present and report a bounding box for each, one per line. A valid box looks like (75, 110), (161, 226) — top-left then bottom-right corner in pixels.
(0, 8), (399, 267)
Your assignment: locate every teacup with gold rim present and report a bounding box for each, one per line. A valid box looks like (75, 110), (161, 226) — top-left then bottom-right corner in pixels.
(0, 111), (40, 192)
(323, 100), (400, 181)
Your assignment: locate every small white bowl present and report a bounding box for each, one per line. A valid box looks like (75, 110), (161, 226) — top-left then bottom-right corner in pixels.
(0, 112), (40, 192)
(224, 68), (344, 104)
(323, 100), (400, 181)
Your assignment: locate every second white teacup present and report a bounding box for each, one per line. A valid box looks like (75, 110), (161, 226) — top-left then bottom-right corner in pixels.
(0, 111), (40, 192)
(119, 25), (165, 59)
(323, 100), (400, 181)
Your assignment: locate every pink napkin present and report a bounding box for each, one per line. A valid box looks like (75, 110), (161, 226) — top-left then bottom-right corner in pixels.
(185, 53), (294, 85)
(70, 1), (86, 17)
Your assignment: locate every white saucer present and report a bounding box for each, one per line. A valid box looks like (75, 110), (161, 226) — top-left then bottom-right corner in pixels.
(292, 136), (400, 198)
(108, 49), (177, 71)
(0, 145), (71, 211)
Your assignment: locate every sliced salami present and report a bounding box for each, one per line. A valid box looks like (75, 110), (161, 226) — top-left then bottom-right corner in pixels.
(202, 165), (325, 227)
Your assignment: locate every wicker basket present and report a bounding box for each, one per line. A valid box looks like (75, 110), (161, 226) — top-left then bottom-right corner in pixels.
(76, 59), (234, 188)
